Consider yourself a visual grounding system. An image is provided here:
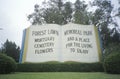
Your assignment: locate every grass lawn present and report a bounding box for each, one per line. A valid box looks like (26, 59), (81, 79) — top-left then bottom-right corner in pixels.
(0, 72), (120, 79)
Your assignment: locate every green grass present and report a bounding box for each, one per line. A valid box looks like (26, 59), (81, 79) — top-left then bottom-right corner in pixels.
(0, 72), (120, 79)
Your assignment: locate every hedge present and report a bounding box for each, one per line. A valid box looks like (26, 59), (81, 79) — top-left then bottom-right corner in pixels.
(0, 53), (17, 74)
(104, 53), (120, 74)
(16, 62), (104, 72)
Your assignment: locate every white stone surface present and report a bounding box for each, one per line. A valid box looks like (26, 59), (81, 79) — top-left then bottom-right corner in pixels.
(22, 23), (100, 63)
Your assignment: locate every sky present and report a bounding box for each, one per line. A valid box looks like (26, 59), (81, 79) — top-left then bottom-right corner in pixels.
(0, 0), (119, 48)
(0, 0), (45, 47)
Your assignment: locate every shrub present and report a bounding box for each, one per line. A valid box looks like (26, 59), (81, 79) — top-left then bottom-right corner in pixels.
(16, 62), (104, 72)
(103, 43), (120, 60)
(0, 53), (17, 74)
(104, 52), (120, 74)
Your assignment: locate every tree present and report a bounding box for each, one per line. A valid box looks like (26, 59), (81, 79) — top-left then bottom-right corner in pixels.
(42, 0), (73, 25)
(110, 0), (120, 44)
(0, 39), (20, 62)
(115, 0), (120, 17)
(28, 0), (74, 25)
(92, 0), (114, 47)
(48, 0), (64, 11)
(28, 0), (65, 25)
(74, 0), (90, 24)
(43, 6), (65, 25)
(92, 0), (120, 61)
(63, 2), (73, 23)
(28, 4), (45, 25)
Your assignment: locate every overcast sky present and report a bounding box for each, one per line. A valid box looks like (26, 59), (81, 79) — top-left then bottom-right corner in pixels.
(0, 0), (46, 47)
(0, 0), (119, 48)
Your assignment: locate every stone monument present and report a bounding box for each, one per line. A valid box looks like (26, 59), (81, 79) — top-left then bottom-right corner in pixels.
(19, 23), (102, 63)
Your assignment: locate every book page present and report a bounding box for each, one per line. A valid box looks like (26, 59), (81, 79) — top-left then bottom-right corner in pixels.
(25, 24), (60, 62)
(21, 23), (101, 63)
(61, 23), (100, 63)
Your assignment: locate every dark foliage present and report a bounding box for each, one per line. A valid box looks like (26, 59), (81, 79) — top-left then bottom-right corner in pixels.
(0, 39), (20, 62)
(16, 62), (103, 72)
(104, 53), (120, 74)
(0, 53), (17, 74)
